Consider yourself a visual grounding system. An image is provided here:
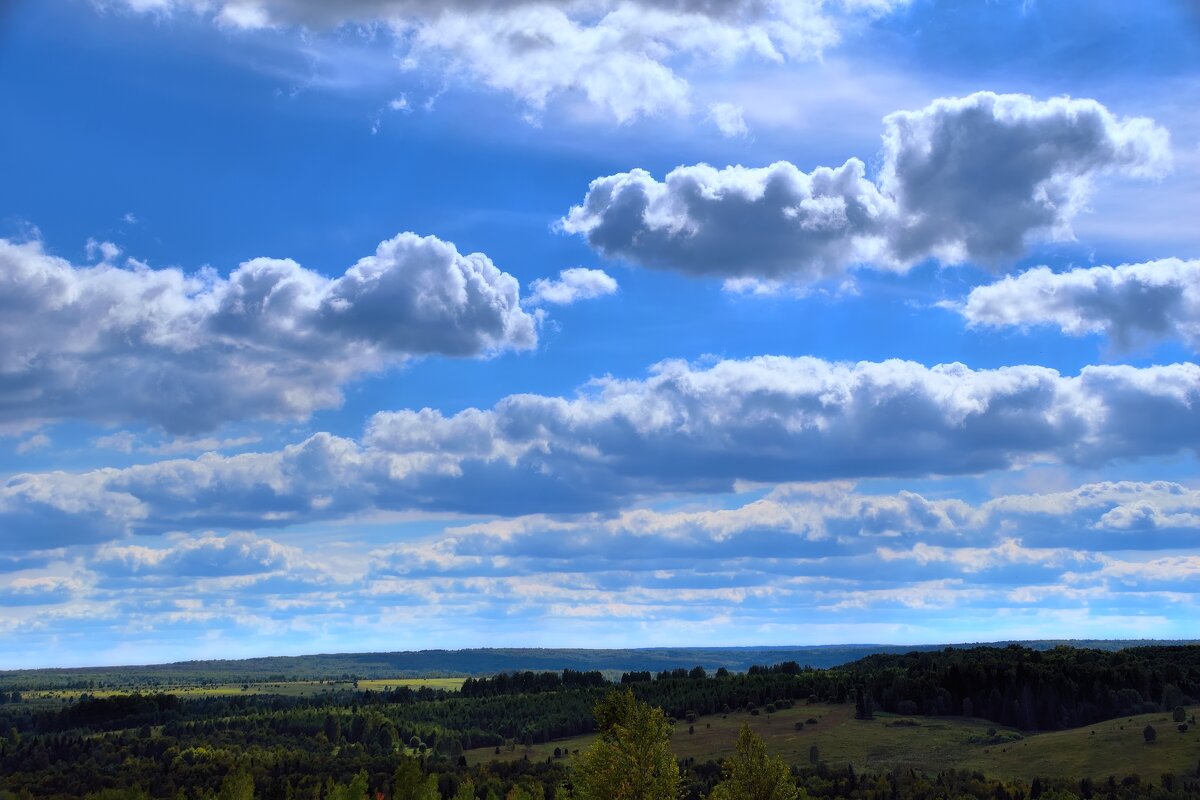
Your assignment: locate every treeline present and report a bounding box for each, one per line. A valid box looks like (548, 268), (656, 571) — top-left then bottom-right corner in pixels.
(7, 641), (1187, 692)
(461, 670), (607, 697)
(843, 645), (1200, 730)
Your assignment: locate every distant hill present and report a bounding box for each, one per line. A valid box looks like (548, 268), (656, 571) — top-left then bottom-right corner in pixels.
(2, 639), (1195, 689)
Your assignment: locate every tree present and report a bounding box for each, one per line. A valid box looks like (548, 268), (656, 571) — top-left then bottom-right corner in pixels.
(854, 687), (873, 720)
(452, 781), (476, 800)
(572, 688), (680, 800)
(1143, 724), (1157, 743)
(1172, 706), (1186, 723)
(708, 725), (800, 800)
(217, 770), (255, 800)
(392, 759), (438, 800)
(328, 771), (370, 800)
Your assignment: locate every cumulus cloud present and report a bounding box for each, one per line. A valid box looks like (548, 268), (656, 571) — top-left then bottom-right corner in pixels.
(113, 0), (902, 123)
(0, 233), (536, 433)
(957, 258), (1200, 351)
(562, 92), (1172, 286)
(527, 267), (618, 305)
(3, 356), (1199, 545)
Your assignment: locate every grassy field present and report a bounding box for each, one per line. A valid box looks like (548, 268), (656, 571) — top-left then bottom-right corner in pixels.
(465, 703), (1200, 782)
(23, 677), (464, 705)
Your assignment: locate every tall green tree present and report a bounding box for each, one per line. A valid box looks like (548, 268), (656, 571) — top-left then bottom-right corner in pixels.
(573, 688), (680, 800)
(217, 770), (255, 800)
(708, 725), (801, 800)
(392, 759), (439, 800)
(328, 771), (368, 800)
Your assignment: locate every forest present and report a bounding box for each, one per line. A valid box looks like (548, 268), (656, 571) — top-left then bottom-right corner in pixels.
(1, 644), (1197, 800)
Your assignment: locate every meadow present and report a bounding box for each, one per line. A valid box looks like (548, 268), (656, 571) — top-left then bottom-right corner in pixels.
(21, 677), (465, 706)
(467, 702), (1200, 783)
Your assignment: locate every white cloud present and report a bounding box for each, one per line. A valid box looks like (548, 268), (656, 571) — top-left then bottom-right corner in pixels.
(93, 532), (304, 579)
(14, 433), (51, 455)
(111, 0), (905, 123)
(563, 92), (1172, 285)
(527, 267), (618, 305)
(85, 238), (122, 263)
(708, 101), (749, 137)
(561, 159), (893, 281)
(957, 258), (1200, 351)
(4, 356), (1199, 544)
(0, 232), (537, 433)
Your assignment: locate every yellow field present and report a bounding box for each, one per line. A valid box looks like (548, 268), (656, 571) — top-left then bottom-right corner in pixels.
(24, 676), (465, 704)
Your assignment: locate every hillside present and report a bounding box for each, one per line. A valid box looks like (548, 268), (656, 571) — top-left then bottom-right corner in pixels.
(468, 704), (1200, 783)
(3, 640), (1192, 689)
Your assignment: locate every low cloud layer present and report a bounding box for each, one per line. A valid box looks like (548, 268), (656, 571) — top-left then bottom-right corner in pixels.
(563, 93), (1172, 286)
(116, 0), (902, 123)
(2, 478), (1196, 661)
(3, 356), (1198, 547)
(0, 233), (536, 433)
(958, 258), (1200, 351)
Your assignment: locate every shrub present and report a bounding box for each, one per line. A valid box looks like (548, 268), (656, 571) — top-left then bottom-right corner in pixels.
(1144, 725), (1157, 743)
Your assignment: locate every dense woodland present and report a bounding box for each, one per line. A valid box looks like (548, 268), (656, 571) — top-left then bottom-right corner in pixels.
(1, 645), (1197, 800)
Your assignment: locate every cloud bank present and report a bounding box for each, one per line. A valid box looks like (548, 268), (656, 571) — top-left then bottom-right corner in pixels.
(562, 93), (1172, 286)
(3, 355), (1198, 546)
(958, 258), (1200, 351)
(115, 0), (903, 123)
(0, 233), (536, 433)
(3, 478), (1196, 661)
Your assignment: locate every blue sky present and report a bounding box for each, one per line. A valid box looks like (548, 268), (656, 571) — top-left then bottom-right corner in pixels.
(1, 0), (1199, 668)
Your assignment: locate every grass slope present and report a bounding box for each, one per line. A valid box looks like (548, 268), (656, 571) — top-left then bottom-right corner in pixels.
(466, 704), (1200, 782)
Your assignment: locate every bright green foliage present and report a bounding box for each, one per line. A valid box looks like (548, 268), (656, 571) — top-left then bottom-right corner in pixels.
(328, 770), (368, 800)
(391, 759), (438, 800)
(217, 770), (255, 800)
(708, 725), (800, 800)
(451, 780), (476, 800)
(573, 688), (680, 800)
